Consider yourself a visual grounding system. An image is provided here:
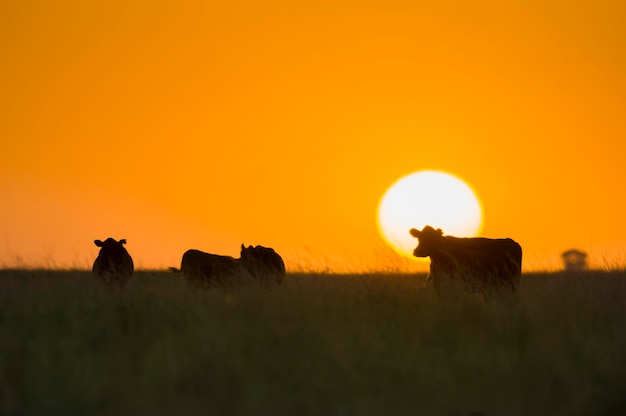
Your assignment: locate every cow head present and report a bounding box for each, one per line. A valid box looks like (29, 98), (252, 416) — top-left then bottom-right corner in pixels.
(240, 244), (278, 264)
(240, 244), (254, 258)
(94, 238), (127, 249)
(409, 226), (443, 257)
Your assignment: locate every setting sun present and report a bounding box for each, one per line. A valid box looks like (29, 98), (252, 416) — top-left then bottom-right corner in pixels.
(377, 170), (483, 258)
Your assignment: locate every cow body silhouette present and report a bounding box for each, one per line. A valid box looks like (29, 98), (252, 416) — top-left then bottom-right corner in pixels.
(170, 244), (285, 287)
(410, 226), (522, 295)
(92, 238), (134, 287)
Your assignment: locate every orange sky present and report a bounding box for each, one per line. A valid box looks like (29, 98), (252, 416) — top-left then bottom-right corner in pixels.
(2, 1), (625, 271)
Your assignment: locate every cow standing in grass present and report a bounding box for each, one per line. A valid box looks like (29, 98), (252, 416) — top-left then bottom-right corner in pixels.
(409, 226), (522, 296)
(93, 238), (134, 288)
(240, 245), (286, 285)
(170, 244), (285, 287)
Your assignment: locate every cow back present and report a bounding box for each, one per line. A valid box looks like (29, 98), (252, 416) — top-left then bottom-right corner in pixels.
(180, 249), (248, 286)
(429, 236), (522, 293)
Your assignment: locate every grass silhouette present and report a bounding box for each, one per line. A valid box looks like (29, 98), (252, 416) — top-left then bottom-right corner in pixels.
(1, 269), (625, 415)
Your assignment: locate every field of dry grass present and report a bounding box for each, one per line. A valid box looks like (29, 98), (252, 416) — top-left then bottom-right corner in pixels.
(1, 269), (625, 415)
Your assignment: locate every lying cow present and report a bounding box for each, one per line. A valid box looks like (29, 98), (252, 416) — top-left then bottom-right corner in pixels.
(170, 244), (285, 287)
(409, 226), (522, 295)
(93, 238), (134, 287)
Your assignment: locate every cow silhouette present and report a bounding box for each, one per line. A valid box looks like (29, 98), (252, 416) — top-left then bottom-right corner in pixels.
(240, 244), (286, 285)
(409, 226), (522, 295)
(92, 238), (134, 287)
(170, 244), (285, 287)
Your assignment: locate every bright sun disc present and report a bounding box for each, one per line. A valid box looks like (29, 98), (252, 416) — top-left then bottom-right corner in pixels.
(377, 170), (483, 258)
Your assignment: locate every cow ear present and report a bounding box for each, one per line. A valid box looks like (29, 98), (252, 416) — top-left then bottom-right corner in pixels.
(436, 228), (443, 236)
(409, 228), (420, 238)
(241, 244), (245, 250)
(94, 240), (103, 247)
(120, 239), (127, 245)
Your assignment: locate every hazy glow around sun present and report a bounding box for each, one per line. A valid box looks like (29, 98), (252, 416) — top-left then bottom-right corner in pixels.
(377, 170), (483, 258)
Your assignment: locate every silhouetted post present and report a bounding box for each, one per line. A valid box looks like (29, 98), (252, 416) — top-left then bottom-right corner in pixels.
(561, 249), (588, 271)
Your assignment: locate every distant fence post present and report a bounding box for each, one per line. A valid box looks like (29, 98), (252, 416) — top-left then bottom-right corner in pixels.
(561, 249), (588, 271)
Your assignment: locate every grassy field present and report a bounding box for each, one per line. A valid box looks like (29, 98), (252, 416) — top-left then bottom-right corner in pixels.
(1, 269), (625, 415)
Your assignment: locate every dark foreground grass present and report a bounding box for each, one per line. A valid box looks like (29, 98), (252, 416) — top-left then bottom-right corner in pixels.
(1, 270), (625, 415)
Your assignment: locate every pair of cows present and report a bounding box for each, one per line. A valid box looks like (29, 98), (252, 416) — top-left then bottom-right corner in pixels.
(93, 227), (522, 295)
(92, 239), (285, 288)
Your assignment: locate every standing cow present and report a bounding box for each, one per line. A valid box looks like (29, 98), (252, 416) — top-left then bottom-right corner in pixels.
(240, 244), (286, 285)
(170, 244), (286, 287)
(409, 226), (522, 295)
(92, 238), (134, 288)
